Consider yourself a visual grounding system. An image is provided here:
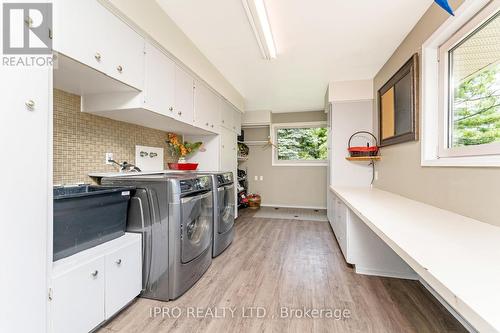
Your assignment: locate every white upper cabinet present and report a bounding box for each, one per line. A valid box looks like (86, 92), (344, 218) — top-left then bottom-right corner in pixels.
(144, 42), (175, 116)
(194, 81), (221, 134)
(174, 65), (195, 125)
(234, 110), (242, 136)
(104, 10), (145, 90)
(221, 101), (235, 131)
(54, 0), (107, 73)
(54, 0), (144, 90)
(221, 101), (242, 135)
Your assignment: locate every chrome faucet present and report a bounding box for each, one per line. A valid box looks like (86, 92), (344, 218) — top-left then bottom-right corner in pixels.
(108, 160), (142, 172)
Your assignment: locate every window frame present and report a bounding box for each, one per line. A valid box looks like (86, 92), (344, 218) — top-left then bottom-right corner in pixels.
(438, 2), (500, 158)
(271, 121), (328, 167)
(421, 0), (500, 167)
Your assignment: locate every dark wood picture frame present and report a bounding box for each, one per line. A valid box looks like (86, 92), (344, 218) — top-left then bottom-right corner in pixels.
(378, 53), (419, 147)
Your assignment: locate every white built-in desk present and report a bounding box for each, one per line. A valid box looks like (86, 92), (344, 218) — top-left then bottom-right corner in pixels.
(330, 186), (500, 333)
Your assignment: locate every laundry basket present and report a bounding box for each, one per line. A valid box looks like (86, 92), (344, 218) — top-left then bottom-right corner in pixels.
(247, 194), (261, 210)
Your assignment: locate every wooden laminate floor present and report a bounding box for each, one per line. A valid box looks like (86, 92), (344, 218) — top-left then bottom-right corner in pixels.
(99, 210), (467, 333)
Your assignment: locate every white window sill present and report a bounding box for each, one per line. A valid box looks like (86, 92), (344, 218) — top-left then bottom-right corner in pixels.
(422, 155), (500, 168)
(272, 162), (328, 167)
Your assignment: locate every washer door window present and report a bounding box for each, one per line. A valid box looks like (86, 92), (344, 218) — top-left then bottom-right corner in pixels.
(180, 192), (212, 263)
(217, 184), (235, 234)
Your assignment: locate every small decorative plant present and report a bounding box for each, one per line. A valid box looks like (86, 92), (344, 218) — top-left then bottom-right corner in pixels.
(166, 133), (202, 162)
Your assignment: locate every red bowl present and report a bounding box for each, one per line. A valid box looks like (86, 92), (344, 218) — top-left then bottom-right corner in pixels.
(167, 163), (199, 171)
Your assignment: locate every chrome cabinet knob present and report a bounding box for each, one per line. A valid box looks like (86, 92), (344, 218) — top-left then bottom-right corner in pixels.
(206, 122), (209, 126)
(117, 65), (123, 73)
(94, 53), (101, 61)
(115, 259), (122, 265)
(211, 124), (214, 128)
(25, 100), (35, 110)
(178, 111), (182, 116)
(91, 270), (99, 277)
(25, 17), (34, 28)
(169, 107), (174, 112)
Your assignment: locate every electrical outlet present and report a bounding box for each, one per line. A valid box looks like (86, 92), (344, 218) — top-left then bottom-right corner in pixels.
(254, 175), (258, 181)
(105, 153), (113, 165)
(374, 171), (379, 181)
(260, 176), (264, 181)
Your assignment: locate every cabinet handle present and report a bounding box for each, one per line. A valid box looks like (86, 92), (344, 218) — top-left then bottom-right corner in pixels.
(116, 259), (122, 265)
(25, 99), (35, 110)
(205, 122), (209, 126)
(117, 65), (123, 73)
(211, 124), (214, 128)
(91, 270), (99, 277)
(25, 16), (34, 28)
(169, 107), (174, 112)
(94, 53), (101, 62)
(178, 111), (182, 116)
(222, 120), (225, 123)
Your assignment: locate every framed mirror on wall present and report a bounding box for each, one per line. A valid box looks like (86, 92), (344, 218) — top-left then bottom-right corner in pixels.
(378, 53), (419, 147)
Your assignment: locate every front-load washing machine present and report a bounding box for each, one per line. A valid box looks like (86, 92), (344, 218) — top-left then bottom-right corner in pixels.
(102, 173), (213, 301)
(193, 172), (235, 257)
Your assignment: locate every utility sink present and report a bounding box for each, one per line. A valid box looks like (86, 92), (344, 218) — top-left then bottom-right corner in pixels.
(53, 185), (134, 261)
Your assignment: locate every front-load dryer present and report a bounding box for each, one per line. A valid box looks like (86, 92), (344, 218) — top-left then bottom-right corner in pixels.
(192, 171), (235, 257)
(102, 173), (213, 301)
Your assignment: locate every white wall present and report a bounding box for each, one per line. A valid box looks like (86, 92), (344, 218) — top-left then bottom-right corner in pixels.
(103, 0), (245, 112)
(372, 0), (500, 227)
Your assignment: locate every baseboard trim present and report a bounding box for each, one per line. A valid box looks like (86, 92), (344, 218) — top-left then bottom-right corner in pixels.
(261, 203), (327, 210)
(354, 266), (419, 281)
(419, 278), (477, 333)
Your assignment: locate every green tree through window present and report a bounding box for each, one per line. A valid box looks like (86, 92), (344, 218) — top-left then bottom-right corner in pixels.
(277, 127), (328, 161)
(452, 63), (500, 147)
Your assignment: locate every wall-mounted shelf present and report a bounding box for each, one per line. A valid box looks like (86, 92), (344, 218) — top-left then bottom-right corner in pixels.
(242, 140), (268, 146)
(346, 156), (381, 162)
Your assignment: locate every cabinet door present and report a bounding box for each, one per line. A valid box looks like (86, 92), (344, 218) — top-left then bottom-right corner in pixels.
(221, 101), (234, 130)
(55, 0), (144, 90)
(54, 0), (108, 73)
(174, 65), (195, 125)
(104, 11), (145, 90)
(233, 109), (242, 135)
(220, 127), (237, 172)
(52, 258), (105, 333)
(194, 82), (220, 133)
(0, 65), (50, 332)
(144, 43), (175, 117)
(105, 241), (142, 318)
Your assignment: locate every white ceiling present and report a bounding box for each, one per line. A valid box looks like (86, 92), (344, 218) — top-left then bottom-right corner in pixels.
(157, 0), (434, 113)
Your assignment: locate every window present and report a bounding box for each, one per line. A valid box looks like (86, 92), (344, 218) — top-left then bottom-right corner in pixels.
(421, 0), (500, 166)
(271, 122), (328, 166)
(439, 2), (500, 158)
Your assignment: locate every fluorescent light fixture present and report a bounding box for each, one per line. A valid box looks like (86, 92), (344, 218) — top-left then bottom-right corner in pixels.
(241, 0), (277, 60)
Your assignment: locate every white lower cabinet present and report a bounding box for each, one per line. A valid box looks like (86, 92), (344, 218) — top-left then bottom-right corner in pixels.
(51, 234), (142, 333)
(52, 258), (105, 333)
(331, 195), (349, 261)
(105, 242), (143, 318)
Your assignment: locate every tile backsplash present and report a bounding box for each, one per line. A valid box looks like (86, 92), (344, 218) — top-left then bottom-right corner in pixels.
(54, 89), (176, 184)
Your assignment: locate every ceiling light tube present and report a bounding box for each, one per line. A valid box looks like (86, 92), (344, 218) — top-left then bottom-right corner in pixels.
(242, 0), (277, 60)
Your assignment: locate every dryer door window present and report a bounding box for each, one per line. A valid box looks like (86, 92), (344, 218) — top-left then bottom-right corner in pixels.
(217, 184), (235, 234)
(180, 191), (212, 263)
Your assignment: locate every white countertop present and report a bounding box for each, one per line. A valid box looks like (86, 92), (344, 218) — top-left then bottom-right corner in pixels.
(88, 170), (188, 178)
(330, 186), (500, 333)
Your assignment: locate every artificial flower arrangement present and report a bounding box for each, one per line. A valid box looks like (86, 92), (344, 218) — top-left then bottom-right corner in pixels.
(166, 133), (203, 167)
